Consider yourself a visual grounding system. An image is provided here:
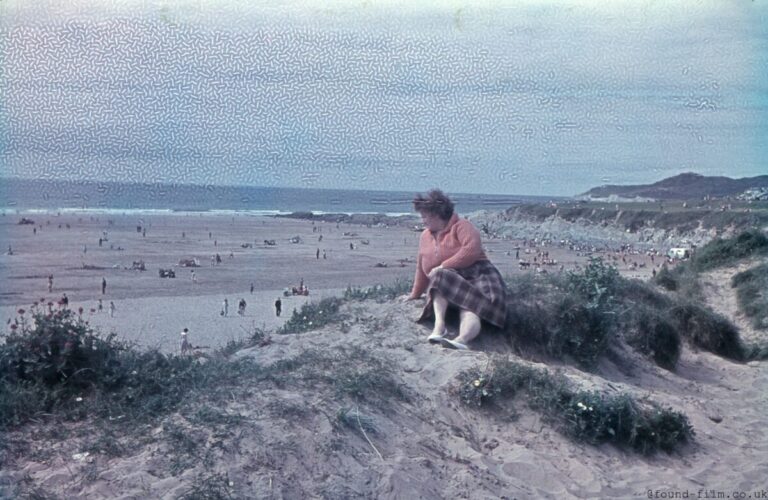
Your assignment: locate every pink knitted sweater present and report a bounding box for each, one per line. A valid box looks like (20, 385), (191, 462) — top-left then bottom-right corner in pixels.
(409, 213), (488, 298)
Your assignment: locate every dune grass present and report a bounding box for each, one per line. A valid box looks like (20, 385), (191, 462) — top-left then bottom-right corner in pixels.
(689, 230), (768, 272)
(504, 256), (754, 370)
(456, 357), (694, 454)
(731, 263), (768, 331)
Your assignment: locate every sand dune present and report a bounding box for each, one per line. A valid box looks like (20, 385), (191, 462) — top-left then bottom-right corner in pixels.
(2, 211), (764, 499)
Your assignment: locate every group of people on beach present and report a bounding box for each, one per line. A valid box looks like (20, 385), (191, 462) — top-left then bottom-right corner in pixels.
(219, 297), (247, 316)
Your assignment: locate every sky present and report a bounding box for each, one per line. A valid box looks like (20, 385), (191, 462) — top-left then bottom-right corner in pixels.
(1, 0), (766, 196)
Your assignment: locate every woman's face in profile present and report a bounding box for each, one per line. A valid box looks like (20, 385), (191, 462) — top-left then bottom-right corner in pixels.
(420, 212), (447, 233)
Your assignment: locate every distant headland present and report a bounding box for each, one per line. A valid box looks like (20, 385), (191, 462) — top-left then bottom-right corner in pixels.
(579, 173), (768, 201)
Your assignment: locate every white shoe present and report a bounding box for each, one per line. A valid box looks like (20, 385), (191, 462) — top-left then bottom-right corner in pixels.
(438, 338), (469, 350)
(427, 332), (444, 344)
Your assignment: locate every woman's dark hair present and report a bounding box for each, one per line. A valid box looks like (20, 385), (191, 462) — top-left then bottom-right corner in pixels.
(413, 189), (455, 220)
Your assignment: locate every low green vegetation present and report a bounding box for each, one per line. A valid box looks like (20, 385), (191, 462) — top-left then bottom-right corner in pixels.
(0, 307), (264, 431)
(505, 256), (754, 370)
(689, 230), (768, 272)
(731, 263), (768, 331)
(343, 278), (412, 303)
(456, 358), (694, 454)
(652, 230), (768, 299)
(278, 296), (345, 334)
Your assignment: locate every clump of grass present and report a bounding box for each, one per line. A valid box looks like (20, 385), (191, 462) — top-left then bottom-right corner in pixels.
(652, 264), (702, 300)
(263, 346), (410, 409)
(690, 230), (768, 272)
(516, 258), (621, 370)
(0, 308), (263, 430)
(456, 358), (694, 454)
(666, 303), (744, 361)
(333, 366), (409, 405)
(504, 254), (756, 370)
(623, 306), (681, 370)
(182, 472), (234, 500)
(278, 297), (345, 334)
(731, 263), (768, 331)
(216, 327), (270, 357)
(343, 278), (413, 303)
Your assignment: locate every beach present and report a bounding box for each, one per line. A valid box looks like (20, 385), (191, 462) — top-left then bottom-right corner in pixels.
(2, 208), (767, 498)
(1, 210), (662, 352)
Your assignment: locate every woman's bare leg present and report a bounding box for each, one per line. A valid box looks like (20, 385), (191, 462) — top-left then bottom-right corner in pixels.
(431, 292), (449, 337)
(456, 309), (482, 344)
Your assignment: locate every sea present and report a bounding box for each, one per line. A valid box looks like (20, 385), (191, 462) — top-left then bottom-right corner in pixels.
(0, 178), (560, 216)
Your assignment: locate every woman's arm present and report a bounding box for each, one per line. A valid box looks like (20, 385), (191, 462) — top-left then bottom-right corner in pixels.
(441, 221), (484, 269)
(409, 253), (429, 298)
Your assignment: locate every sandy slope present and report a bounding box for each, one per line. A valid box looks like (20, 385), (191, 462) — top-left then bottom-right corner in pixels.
(2, 296), (767, 499)
(699, 258), (766, 346)
(1, 212), (765, 499)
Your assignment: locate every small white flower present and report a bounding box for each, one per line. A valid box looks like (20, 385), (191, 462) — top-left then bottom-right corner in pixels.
(228, 481), (234, 487)
(308, 321), (312, 325)
(131, 370), (138, 375)
(76, 397), (83, 402)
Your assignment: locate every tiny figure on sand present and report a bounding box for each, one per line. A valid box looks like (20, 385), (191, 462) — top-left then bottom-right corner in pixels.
(274, 297), (282, 317)
(237, 298), (247, 316)
(180, 328), (191, 355)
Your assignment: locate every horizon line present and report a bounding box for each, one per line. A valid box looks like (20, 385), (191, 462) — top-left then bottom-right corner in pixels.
(0, 176), (568, 199)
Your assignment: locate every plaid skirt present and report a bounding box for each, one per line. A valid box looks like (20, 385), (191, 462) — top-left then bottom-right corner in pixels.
(418, 260), (508, 329)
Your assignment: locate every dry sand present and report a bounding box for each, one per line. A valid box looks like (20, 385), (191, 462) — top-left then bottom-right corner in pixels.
(1, 210), (659, 352)
(3, 210), (763, 499)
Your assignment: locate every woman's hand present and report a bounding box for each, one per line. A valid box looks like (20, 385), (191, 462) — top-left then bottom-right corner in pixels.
(398, 294), (418, 303)
(427, 265), (444, 279)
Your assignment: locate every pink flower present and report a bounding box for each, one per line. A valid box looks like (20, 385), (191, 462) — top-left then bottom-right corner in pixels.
(17, 308), (25, 315)
(10, 324), (17, 330)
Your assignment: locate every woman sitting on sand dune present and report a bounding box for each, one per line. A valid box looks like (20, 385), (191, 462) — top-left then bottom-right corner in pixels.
(400, 189), (508, 350)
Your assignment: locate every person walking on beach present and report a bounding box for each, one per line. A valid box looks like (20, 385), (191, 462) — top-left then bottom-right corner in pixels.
(98, 299), (103, 312)
(101, 277), (107, 295)
(250, 283), (254, 294)
(48, 274), (53, 293)
(323, 250), (326, 259)
(316, 248), (320, 259)
(61, 293), (69, 308)
(238, 298), (247, 316)
(191, 270), (197, 284)
(221, 298), (229, 317)
(399, 189), (508, 350)
(274, 297), (282, 317)
(109, 301), (116, 318)
(180, 328), (191, 355)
